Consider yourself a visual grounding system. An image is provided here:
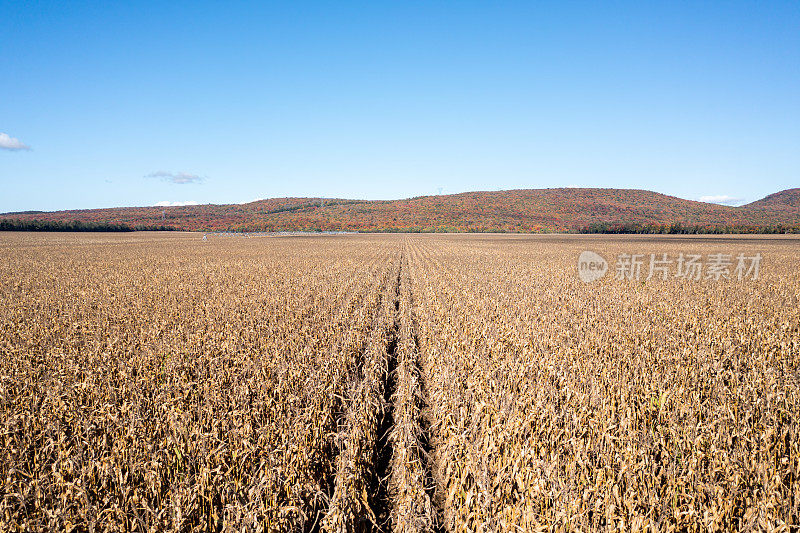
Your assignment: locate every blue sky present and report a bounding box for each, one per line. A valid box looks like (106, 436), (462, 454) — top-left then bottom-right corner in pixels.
(1, 1), (798, 212)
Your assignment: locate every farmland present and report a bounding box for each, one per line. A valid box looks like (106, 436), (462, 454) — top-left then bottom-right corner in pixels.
(1, 232), (798, 531)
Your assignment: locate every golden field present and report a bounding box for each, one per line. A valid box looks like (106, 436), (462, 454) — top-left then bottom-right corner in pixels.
(1, 232), (798, 532)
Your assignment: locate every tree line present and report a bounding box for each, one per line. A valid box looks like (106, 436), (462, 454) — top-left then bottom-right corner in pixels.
(579, 222), (799, 234)
(0, 219), (176, 232)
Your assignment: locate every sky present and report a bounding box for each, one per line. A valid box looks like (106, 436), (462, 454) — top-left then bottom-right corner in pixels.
(1, 1), (798, 212)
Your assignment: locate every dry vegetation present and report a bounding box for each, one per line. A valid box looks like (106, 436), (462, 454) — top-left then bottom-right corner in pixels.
(1, 232), (798, 531)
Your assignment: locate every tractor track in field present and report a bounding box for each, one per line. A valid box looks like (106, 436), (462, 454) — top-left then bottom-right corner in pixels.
(319, 250), (443, 532)
(371, 265), (400, 530)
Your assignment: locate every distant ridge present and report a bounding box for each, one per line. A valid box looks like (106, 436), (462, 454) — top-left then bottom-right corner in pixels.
(744, 188), (800, 210)
(2, 188), (799, 233)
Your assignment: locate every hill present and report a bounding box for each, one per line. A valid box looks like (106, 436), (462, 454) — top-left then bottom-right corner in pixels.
(2, 188), (799, 233)
(744, 188), (800, 210)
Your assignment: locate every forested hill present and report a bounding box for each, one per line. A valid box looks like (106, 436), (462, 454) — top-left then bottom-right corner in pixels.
(2, 188), (799, 233)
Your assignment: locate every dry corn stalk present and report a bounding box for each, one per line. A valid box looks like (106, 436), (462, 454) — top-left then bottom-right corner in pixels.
(322, 256), (401, 533)
(1, 231), (798, 532)
(388, 252), (436, 533)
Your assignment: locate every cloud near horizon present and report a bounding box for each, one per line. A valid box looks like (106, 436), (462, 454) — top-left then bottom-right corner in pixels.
(0, 133), (30, 151)
(154, 200), (200, 207)
(699, 195), (746, 206)
(146, 171), (204, 184)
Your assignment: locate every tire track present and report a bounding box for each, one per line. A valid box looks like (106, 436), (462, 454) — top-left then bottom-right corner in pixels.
(321, 245), (443, 532)
(321, 255), (400, 532)
(388, 248), (442, 533)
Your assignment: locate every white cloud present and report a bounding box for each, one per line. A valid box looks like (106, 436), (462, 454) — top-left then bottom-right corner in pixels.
(0, 133), (30, 151)
(154, 200), (200, 207)
(146, 171), (204, 184)
(699, 195), (746, 206)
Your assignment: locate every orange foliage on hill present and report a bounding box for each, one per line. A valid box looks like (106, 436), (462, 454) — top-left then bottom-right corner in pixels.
(2, 188), (799, 233)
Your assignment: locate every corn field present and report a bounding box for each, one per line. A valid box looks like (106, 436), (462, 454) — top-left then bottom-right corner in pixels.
(1, 232), (798, 531)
